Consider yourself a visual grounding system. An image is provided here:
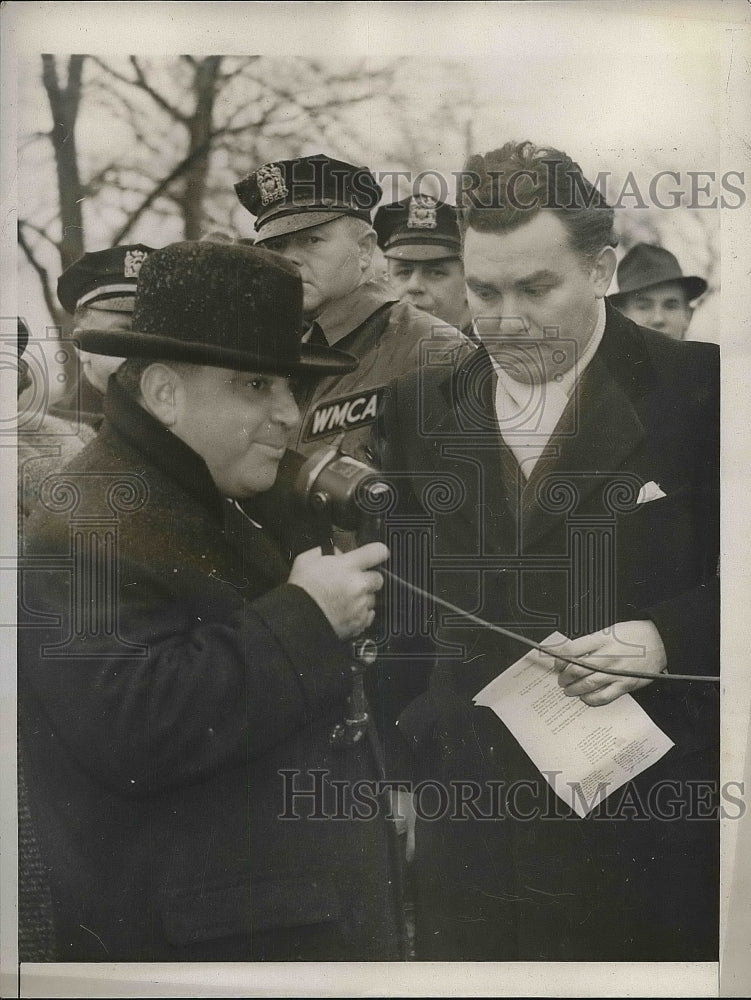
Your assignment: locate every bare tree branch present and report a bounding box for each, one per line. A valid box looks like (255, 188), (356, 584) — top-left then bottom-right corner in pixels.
(18, 222), (63, 324)
(110, 139), (212, 243)
(129, 56), (189, 123)
(90, 56), (189, 124)
(18, 219), (62, 254)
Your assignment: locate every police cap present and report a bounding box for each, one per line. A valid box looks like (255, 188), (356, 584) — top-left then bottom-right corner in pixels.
(57, 245), (156, 315)
(373, 195), (462, 262)
(235, 153), (382, 243)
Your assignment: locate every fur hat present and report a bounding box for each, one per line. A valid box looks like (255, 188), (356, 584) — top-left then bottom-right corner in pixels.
(76, 241), (357, 376)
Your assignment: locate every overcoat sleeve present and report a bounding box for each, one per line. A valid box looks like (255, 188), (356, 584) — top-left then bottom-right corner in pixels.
(19, 559), (351, 798)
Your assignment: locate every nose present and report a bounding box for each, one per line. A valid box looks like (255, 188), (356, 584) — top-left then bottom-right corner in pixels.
(270, 381), (300, 430)
(281, 248), (302, 269)
(474, 309), (528, 341)
(273, 239), (302, 268)
(648, 308), (666, 330)
(405, 269), (426, 293)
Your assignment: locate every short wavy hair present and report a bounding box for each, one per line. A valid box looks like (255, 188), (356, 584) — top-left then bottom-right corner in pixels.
(457, 141), (617, 261)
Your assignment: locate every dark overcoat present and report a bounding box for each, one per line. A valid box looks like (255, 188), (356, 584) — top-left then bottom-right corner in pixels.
(374, 303), (719, 961)
(18, 379), (403, 962)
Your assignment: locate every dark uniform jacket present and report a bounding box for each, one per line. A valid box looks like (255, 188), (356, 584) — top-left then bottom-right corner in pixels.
(295, 278), (470, 465)
(18, 379), (402, 962)
(374, 303), (719, 961)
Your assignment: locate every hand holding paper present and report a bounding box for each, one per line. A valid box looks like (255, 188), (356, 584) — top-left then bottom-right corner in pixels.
(540, 620), (667, 706)
(473, 631), (674, 817)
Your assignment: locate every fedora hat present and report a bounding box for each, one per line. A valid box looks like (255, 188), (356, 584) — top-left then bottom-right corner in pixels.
(76, 241), (357, 376)
(235, 153), (382, 243)
(609, 243), (707, 305)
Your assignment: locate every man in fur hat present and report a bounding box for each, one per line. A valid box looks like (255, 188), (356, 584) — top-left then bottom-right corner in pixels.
(18, 241), (404, 962)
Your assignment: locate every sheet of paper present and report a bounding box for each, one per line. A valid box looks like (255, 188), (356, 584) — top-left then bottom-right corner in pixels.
(472, 631), (675, 817)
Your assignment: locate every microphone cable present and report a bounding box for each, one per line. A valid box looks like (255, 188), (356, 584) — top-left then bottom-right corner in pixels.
(380, 567), (720, 684)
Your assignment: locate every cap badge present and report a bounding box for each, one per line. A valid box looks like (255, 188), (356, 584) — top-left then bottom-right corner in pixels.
(407, 195), (438, 229)
(257, 163), (288, 206)
(124, 249), (149, 278)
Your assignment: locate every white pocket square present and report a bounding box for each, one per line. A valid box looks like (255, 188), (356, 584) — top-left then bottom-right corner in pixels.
(637, 480), (667, 504)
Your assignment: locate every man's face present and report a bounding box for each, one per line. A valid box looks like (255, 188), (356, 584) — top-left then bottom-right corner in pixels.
(617, 282), (693, 340)
(463, 211), (615, 383)
(264, 217), (368, 317)
(387, 258), (470, 329)
(170, 365), (300, 497)
(74, 308), (130, 392)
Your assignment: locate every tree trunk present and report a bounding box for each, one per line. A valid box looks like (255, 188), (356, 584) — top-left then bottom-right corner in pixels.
(180, 56), (222, 240)
(41, 55), (86, 269)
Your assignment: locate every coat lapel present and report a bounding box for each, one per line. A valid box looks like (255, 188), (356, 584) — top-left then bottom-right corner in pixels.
(521, 307), (652, 550)
(435, 348), (521, 548)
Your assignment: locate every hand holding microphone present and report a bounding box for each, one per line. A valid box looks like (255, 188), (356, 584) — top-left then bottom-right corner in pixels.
(289, 542), (389, 640)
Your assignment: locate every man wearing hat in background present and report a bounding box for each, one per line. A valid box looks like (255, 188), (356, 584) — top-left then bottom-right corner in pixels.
(51, 244), (155, 427)
(18, 246), (154, 521)
(234, 154), (469, 467)
(373, 194), (474, 340)
(608, 242), (708, 341)
(18, 241), (404, 962)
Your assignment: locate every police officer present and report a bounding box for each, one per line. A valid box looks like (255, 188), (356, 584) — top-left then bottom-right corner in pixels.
(19, 246), (155, 521)
(234, 154), (469, 465)
(374, 195), (474, 339)
(52, 244), (155, 428)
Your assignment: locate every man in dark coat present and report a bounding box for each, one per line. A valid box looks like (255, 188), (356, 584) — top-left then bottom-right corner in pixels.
(373, 141), (719, 962)
(18, 241), (404, 962)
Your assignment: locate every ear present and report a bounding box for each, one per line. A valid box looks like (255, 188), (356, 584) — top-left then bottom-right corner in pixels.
(357, 228), (378, 273)
(591, 246), (618, 298)
(139, 363), (182, 427)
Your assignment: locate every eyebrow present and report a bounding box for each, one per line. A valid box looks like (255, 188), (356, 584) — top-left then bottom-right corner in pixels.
(634, 292), (686, 304)
(515, 269), (558, 285)
(466, 269), (558, 289)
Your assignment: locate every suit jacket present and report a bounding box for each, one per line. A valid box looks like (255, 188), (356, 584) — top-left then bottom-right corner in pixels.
(373, 303), (719, 961)
(18, 379), (402, 962)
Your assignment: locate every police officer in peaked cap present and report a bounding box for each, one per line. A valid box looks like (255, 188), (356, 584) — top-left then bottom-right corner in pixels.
(374, 195), (474, 341)
(235, 154), (471, 469)
(52, 245), (156, 428)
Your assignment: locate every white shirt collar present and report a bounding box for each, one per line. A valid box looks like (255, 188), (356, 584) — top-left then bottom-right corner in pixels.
(489, 299), (607, 478)
(490, 297), (606, 400)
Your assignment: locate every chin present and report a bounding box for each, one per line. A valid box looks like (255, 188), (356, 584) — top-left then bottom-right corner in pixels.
(302, 293), (321, 316)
